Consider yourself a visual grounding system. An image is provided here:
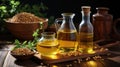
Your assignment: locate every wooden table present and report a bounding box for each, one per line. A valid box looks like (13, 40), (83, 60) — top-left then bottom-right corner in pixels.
(0, 35), (120, 67)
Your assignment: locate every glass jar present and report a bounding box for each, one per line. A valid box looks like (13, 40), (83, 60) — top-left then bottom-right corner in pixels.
(92, 7), (113, 41)
(78, 6), (94, 54)
(36, 32), (59, 59)
(55, 13), (78, 52)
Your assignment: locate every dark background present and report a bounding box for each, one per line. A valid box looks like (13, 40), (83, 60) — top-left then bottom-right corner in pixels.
(21, 0), (119, 23)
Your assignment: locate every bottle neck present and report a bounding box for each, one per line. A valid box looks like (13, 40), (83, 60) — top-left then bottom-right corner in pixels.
(97, 10), (108, 14)
(41, 32), (55, 39)
(81, 11), (91, 23)
(63, 16), (73, 23)
(43, 35), (55, 39)
(62, 13), (75, 23)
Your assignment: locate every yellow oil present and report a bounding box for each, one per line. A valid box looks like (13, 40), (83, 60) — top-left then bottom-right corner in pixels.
(57, 30), (78, 52)
(36, 39), (59, 56)
(78, 33), (94, 54)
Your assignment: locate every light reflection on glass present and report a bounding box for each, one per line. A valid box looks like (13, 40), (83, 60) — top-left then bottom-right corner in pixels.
(87, 60), (97, 67)
(87, 49), (95, 54)
(48, 55), (58, 59)
(41, 55), (59, 60)
(52, 65), (58, 67)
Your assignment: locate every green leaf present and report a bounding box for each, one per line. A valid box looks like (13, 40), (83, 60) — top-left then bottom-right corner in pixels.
(0, 6), (6, 10)
(14, 39), (21, 45)
(10, 1), (15, 4)
(22, 41), (27, 45)
(13, 39), (22, 50)
(33, 29), (39, 37)
(15, 1), (20, 6)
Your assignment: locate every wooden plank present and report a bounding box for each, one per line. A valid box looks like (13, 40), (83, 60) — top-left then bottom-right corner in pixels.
(49, 58), (120, 67)
(1, 47), (120, 67)
(34, 48), (109, 64)
(100, 59), (120, 67)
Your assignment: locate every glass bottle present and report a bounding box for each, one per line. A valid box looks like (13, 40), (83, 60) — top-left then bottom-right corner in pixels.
(92, 7), (113, 41)
(78, 6), (94, 54)
(36, 32), (59, 59)
(56, 13), (78, 52)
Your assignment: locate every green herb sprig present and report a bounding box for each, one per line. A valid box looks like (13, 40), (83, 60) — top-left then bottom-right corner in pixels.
(13, 22), (43, 51)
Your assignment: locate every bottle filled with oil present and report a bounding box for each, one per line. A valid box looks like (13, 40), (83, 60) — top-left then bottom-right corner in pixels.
(78, 6), (94, 54)
(55, 13), (78, 52)
(36, 32), (59, 57)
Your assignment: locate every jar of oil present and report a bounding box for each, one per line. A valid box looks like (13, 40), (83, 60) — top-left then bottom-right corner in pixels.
(78, 6), (94, 54)
(78, 33), (94, 54)
(36, 32), (59, 57)
(56, 13), (78, 52)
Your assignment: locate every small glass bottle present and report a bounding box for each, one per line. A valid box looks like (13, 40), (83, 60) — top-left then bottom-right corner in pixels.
(36, 32), (59, 59)
(56, 13), (78, 52)
(78, 6), (94, 54)
(92, 7), (113, 41)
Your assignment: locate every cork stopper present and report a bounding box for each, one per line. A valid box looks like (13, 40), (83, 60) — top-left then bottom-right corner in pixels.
(96, 7), (109, 11)
(81, 6), (91, 15)
(96, 7), (109, 14)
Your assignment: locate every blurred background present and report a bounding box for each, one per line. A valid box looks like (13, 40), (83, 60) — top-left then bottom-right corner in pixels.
(20, 0), (120, 22)
(0, 0), (120, 34)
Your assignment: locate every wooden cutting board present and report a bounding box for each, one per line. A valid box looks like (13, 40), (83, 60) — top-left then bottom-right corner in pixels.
(34, 48), (109, 64)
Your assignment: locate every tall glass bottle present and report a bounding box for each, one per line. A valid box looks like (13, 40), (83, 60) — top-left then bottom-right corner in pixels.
(56, 13), (78, 52)
(78, 6), (94, 54)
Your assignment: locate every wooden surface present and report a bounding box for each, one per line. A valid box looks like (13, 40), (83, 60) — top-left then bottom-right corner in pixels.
(1, 50), (120, 67)
(0, 36), (120, 67)
(34, 48), (109, 64)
